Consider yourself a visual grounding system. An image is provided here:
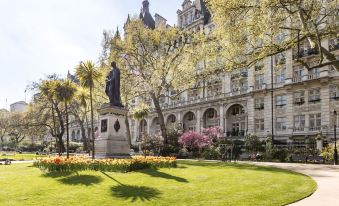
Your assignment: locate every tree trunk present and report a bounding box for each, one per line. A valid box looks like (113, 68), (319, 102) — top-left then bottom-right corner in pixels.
(90, 86), (95, 159)
(79, 119), (88, 152)
(73, 112), (88, 152)
(57, 135), (65, 156)
(65, 101), (70, 158)
(150, 92), (167, 144)
(84, 108), (90, 153)
(125, 115), (132, 147)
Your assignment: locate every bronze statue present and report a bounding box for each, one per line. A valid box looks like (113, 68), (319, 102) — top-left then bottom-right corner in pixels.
(105, 62), (123, 107)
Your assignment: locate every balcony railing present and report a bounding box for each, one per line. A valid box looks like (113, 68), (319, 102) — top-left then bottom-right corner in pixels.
(294, 99), (305, 105)
(292, 75), (303, 83)
(254, 84), (265, 90)
(276, 104), (287, 109)
(330, 96), (339, 101)
(231, 87), (248, 95)
(309, 127), (321, 132)
(293, 48), (319, 59)
(254, 105), (265, 110)
(293, 127), (305, 132)
(308, 73), (320, 80)
(309, 98), (321, 104)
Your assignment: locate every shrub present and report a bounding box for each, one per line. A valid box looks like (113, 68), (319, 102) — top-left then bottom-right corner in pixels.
(33, 156), (177, 173)
(140, 134), (164, 156)
(244, 134), (263, 154)
(321, 144), (335, 162)
(272, 147), (288, 162)
(202, 146), (220, 160)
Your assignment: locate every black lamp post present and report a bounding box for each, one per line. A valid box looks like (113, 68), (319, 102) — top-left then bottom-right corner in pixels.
(334, 110), (338, 165)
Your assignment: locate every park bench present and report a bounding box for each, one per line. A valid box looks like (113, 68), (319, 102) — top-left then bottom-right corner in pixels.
(306, 156), (325, 164)
(0, 159), (12, 165)
(291, 155), (307, 163)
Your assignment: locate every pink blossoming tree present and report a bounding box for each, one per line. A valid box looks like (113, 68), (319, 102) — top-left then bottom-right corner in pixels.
(178, 131), (212, 151)
(202, 126), (223, 139)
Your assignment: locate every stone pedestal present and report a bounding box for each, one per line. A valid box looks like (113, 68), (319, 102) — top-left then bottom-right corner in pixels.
(316, 139), (323, 152)
(95, 104), (130, 159)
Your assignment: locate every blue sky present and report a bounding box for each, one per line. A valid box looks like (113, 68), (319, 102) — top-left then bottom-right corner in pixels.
(0, 0), (182, 109)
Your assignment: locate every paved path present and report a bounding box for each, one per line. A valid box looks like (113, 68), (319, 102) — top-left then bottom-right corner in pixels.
(245, 162), (339, 206)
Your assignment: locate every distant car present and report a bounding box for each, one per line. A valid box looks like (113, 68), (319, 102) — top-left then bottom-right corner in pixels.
(0, 159), (11, 165)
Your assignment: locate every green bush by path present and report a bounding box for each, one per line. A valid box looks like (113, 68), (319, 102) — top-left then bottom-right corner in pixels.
(0, 160), (316, 206)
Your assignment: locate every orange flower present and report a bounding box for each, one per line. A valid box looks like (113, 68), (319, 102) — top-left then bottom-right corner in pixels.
(54, 158), (61, 165)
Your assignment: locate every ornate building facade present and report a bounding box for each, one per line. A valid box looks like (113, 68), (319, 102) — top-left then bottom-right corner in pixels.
(128, 0), (339, 148)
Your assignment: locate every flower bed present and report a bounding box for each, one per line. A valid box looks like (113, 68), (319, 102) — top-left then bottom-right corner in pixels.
(33, 156), (177, 173)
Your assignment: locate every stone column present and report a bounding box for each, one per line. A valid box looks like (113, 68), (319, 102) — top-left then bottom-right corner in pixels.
(133, 120), (138, 144)
(196, 110), (201, 132)
(219, 105), (224, 129)
(147, 118), (151, 134)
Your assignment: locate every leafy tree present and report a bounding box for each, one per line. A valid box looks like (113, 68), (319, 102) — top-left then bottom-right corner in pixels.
(202, 126), (223, 143)
(109, 19), (204, 144)
(28, 76), (66, 155)
(69, 86), (90, 152)
(207, 0), (339, 71)
(55, 79), (77, 158)
(0, 111), (10, 150)
(132, 102), (150, 148)
(8, 112), (29, 149)
(75, 61), (102, 159)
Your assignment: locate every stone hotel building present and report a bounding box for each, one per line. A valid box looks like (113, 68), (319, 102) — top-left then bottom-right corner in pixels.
(127, 0), (339, 148)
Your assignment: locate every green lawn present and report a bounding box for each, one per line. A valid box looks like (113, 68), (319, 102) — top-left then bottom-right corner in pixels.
(0, 161), (316, 206)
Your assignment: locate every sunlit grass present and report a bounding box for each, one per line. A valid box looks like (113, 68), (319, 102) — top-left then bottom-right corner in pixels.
(0, 160), (316, 206)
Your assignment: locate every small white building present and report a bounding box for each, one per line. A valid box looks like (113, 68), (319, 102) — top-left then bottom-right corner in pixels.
(10, 101), (28, 113)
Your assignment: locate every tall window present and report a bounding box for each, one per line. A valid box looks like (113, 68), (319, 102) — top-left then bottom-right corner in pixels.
(276, 117), (287, 131)
(207, 109), (217, 119)
(255, 119), (265, 132)
(294, 115), (306, 131)
(254, 98), (265, 110)
(293, 91), (305, 105)
(276, 68), (286, 84)
(255, 74), (265, 90)
(275, 52), (286, 65)
(231, 105), (245, 115)
(293, 65), (304, 82)
(276, 95), (287, 108)
(188, 113), (195, 121)
(309, 88), (321, 103)
(308, 68), (320, 79)
(330, 85), (339, 100)
(309, 114), (321, 131)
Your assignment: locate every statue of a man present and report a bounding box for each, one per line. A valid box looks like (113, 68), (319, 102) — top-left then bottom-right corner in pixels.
(105, 62), (123, 107)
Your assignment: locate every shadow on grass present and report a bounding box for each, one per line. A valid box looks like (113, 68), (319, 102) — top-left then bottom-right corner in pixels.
(111, 184), (161, 202)
(58, 174), (103, 186)
(42, 171), (74, 178)
(101, 172), (125, 185)
(139, 169), (188, 183)
(178, 160), (304, 176)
